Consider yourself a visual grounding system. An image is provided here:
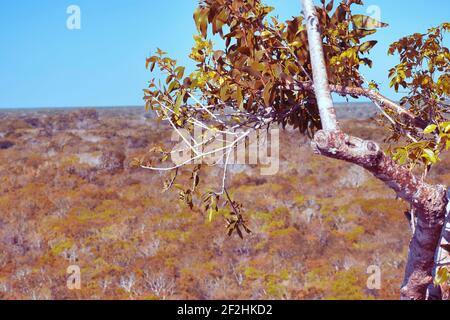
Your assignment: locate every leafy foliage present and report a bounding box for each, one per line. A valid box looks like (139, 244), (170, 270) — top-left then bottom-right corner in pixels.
(143, 0), (392, 226)
(388, 23), (450, 170)
(435, 267), (449, 286)
(145, 0), (387, 135)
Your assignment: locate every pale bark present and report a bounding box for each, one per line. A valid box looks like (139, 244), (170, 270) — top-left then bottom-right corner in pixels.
(301, 0), (448, 300)
(301, 0), (338, 131)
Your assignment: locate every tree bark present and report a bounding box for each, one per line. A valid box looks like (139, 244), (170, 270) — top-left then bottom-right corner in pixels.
(312, 130), (448, 300)
(429, 200), (450, 300)
(301, 0), (448, 299)
(301, 0), (338, 131)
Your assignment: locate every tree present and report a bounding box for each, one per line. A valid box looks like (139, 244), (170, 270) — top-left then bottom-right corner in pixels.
(140, 0), (450, 300)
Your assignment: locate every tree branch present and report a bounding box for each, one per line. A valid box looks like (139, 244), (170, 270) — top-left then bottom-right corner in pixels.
(312, 130), (448, 300)
(287, 81), (428, 129)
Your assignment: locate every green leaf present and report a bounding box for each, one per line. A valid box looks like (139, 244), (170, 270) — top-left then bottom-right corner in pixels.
(422, 148), (438, 164)
(368, 81), (379, 91)
(352, 14), (388, 29)
(434, 267), (449, 286)
(156, 48), (168, 56)
(208, 208), (214, 222)
(358, 41), (378, 53)
(261, 6), (275, 15)
(174, 92), (183, 115)
(146, 56), (158, 72)
(236, 87), (244, 110)
(393, 148), (408, 165)
(424, 124), (437, 134)
(168, 81), (180, 94)
(175, 66), (185, 80)
(444, 124), (450, 133)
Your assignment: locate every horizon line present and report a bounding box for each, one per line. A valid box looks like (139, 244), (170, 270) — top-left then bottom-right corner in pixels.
(0, 101), (380, 111)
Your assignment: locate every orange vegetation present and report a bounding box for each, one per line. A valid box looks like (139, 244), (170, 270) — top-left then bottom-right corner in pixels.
(0, 107), (449, 300)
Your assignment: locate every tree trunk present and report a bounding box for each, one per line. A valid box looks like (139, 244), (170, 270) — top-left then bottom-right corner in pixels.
(301, 0), (449, 299)
(429, 203), (450, 300)
(312, 130), (448, 299)
(301, 0), (338, 131)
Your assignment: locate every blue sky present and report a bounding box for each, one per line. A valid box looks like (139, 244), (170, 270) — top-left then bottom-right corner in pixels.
(0, 0), (448, 108)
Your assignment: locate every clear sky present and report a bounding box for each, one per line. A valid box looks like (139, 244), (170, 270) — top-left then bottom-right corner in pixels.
(0, 0), (449, 108)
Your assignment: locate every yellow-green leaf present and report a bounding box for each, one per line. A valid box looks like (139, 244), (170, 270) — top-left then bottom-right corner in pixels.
(424, 124), (437, 134)
(168, 81), (180, 94)
(352, 14), (388, 29)
(358, 41), (378, 53)
(444, 124), (450, 133)
(434, 267), (449, 285)
(175, 66), (185, 80)
(208, 208), (214, 222)
(422, 149), (438, 164)
(236, 87), (244, 110)
(194, 8), (208, 38)
(174, 92), (183, 115)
